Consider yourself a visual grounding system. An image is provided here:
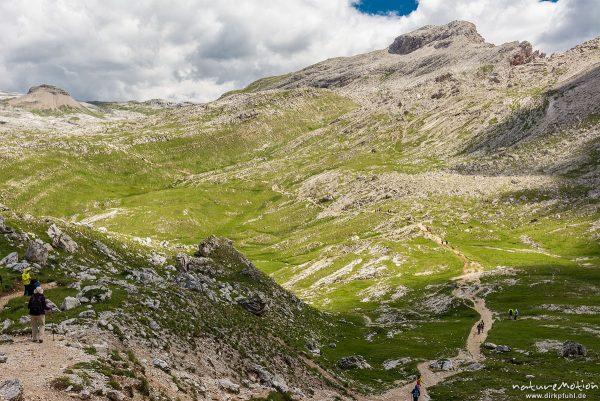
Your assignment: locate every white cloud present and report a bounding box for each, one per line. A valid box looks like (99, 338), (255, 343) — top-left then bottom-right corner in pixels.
(0, 0), (597, 102)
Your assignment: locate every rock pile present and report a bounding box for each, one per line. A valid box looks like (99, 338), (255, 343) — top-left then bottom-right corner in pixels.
(562, 341), (587, 357)
(337, 355), (371, 370)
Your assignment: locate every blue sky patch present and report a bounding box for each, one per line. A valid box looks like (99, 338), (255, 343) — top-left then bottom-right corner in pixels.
(353, 0), (418, 16)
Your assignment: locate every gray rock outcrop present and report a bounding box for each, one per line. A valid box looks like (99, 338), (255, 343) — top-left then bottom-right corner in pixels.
(562, 340), (587, 357)
(152, 357), (171, 372)
(430, 359), (453, 371)
(47, 224), (78, 253)
(0, 378), (24, 401)
(237, 292), (269, 316)
(24, 240), (48, 265)
(0, 252), (18, 266)
(0, 217), (13, 234)
(61, 296), (81, 311)
(337, 355), (371, 370)
(389, 20), (484, 55)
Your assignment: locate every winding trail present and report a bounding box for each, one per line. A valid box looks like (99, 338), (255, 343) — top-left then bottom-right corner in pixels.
(0, 282), (91, 401)
(368, 225), (493, 401)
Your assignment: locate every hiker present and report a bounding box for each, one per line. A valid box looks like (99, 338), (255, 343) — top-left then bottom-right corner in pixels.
(28, 287), (50, 343)
(411, 385), (421, 401)
(477, 322), (481, 335)
(508, 308), (513, 319)
(514, 309), (519, 320)
(22, 267), (32, 295)
(416, 375), (422, 388)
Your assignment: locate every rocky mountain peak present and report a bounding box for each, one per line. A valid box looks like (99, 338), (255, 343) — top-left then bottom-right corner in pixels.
(27, 84), (71, 97)
(388, 20), (485, 55)
(8, 83), (84, 111)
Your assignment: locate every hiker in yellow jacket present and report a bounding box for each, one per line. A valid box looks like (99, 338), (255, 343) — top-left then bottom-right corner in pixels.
(22, 267), (32, 296)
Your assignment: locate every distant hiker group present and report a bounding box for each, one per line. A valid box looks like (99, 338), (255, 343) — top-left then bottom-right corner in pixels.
(476, 320), (485, 334)
(410, 375), (423, 400)
(508, 308), (519, 320)
(22, 268), (51, 342)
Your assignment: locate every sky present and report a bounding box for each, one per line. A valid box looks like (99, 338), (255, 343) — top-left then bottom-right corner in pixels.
(0, 0), (598, 103)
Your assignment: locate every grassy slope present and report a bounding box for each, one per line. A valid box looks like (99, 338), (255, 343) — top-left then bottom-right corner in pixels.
(1, 85), (599, 398)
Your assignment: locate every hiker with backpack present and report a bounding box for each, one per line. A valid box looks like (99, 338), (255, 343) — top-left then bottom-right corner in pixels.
(411, 385), (421, 401)
(514, 309), (519, 320)
(508, 308), (513, 319)
(28, 287), (50, 343)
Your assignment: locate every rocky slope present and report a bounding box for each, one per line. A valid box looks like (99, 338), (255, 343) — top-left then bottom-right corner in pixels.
(0, 213), (351, 400)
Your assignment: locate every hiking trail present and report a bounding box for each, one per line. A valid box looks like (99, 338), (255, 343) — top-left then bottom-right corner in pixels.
(0, 282), (91, 401)
(367, 225), (493, 401)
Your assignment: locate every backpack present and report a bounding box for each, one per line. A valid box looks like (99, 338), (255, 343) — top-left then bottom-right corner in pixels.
(29, 296), (44, 315)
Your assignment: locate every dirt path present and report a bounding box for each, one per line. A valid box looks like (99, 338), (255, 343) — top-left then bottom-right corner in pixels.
(0, 282), (91, 401)
(368, 226), (493, 401)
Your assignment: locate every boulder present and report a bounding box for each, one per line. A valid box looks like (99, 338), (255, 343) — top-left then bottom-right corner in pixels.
(149, 253), (166, 266)
(78, 310), (96, 319)
(337, 355), (371, 370)
(176, 253), (219, 275)
(305, 340), (321, 355)
(0, 379), (23, 401)
(9, 262), (29, 273)
(562, 341), (587, 357)
(0, 335), (13, 344)
(249, 364), (288, 393)
(197, 235), (226, 257)
(496, 345), (512, 353)
(61, 296), (81, 311)
(92, 240), (117, 261)
(466, 362), (485, 371)
(152, 357), (171, 372)
(430, 359), (453, 371)
(217, 378), (239, 394)
(0, 217), (13, 234)
(176, 272), (212, 292)
(237, 293), (269, 316)
(175, 253), (190, 271)
(1, 319), (12, 333)
(0, 252), (18, 266)
(24, 241), (48, 265)
(483, 342), (497, 350)
(128, 268), (163, 285)
(382, 357), (412, 370)
(106, 390), (125, 401)
(510, 41), (534, 66)
(77, 285), (112, 303)
(0, 353), (7, 363)
(46, 299), (60, 313)
(47, 224), (78, 253)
